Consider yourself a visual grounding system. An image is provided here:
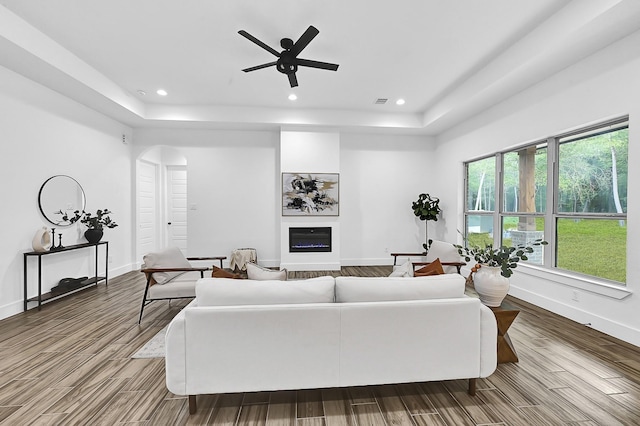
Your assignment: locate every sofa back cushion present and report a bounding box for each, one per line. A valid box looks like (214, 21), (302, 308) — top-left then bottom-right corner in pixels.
(196, 276), (335, 306)
(143, 246), (191, 284)
(335, 275), (465, 303)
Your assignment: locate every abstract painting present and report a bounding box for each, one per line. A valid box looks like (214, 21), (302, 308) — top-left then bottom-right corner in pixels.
(282, 173), (339, 216)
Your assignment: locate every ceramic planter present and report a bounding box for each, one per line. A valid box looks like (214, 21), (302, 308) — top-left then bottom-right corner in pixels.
(84, 229), (104, 244)
(473, 265), (509, 307)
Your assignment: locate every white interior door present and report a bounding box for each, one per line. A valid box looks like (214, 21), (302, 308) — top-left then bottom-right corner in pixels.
(167, 166), (188, 255)
(137, 160), (159, 259)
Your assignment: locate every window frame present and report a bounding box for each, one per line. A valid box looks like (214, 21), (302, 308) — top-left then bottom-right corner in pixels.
(462, 116), (628, 286)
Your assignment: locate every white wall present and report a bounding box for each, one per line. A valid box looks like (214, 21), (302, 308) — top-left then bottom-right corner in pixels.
(0, 65), (133, 319)
(340, 133), (437, 264)
(433, 29), (640, 345)
(280, 130), (341, 271)
(133, 128), (436, 268)
(133, 128), (282, 265)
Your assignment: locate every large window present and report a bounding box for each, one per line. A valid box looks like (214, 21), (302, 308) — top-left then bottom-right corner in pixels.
(465, 156), (496, 248)
(463, 118), (628, 284)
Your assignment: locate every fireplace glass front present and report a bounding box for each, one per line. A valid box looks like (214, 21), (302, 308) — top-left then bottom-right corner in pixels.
(289, 227), (331, 253)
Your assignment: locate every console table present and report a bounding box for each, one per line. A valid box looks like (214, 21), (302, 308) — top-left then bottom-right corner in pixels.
(24, 241), (108, 311)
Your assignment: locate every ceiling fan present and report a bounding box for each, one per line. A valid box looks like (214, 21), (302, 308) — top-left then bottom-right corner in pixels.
(238, 25), (339, 88)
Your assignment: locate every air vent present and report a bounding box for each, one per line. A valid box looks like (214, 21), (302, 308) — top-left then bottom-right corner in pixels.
(374, 98), (388, 105)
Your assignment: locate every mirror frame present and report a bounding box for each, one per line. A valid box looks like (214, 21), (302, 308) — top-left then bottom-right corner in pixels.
(38, 175), (86, 226)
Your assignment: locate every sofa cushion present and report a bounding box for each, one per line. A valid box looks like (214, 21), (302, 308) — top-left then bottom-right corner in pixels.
(335, 275), (465, 303)
(414, 258), (445, 276)
(143, 246), (192, 284)
(211, 266), (243, 279)
(147, 271), (200, 299)
(196, 276), (335, 306)
(246, 262), (288, 281)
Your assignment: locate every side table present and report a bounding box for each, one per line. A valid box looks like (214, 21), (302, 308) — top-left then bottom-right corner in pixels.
(490, 301), (520, 363)
(230, 248), (257, 271)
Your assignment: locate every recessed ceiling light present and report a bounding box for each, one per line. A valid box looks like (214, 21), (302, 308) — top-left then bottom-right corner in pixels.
(288, 94), (297, 101)
(396, 98), (406, 105)
(136, 90), (146, 96)
(157, 89), (168, 96)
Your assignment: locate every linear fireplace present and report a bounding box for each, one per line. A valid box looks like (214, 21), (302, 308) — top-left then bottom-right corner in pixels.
(289, 227), (332, 253)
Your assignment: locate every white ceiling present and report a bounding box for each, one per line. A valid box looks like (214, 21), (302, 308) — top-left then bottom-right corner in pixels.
(1, 0), (639, 135)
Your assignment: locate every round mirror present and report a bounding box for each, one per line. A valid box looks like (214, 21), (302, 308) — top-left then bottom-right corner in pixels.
(38, 175), (86, 226)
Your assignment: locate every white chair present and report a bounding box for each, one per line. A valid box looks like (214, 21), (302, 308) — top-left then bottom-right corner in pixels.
(413, 240), (466, 274)
(391, 240), (465, 275)
(139, 246), (226, 323)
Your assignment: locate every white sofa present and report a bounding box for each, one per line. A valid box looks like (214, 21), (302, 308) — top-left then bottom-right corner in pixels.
(165, 274), (498, 414)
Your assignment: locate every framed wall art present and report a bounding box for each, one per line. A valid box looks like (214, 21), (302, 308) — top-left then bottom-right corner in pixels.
(282, 173), (339, 216)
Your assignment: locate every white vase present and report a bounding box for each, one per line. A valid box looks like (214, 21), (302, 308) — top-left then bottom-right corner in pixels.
(32, 226), (52, 252)
(473, 265), (509, 307)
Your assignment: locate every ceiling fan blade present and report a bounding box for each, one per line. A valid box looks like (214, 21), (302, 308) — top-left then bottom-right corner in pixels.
(242, 61), (278, 72)
(295, 58), (339, 71)
(288, 73), (298, 88)
(290, 25), (319, 57)
(238, 30), (280, 57)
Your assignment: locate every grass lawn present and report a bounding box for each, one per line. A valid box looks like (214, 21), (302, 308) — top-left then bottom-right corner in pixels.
(467, 218), (626, 283)
(556, 218), (626, 283)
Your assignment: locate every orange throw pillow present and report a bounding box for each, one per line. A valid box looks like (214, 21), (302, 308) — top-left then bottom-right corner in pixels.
(211, 266), (243, 279)
(414, 258), (445, 276)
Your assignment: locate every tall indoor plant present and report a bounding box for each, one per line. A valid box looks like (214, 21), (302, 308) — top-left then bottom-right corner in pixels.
(454, 240), (547, 306)
(61, 209), (118, 243)
(411, 193), (441, 252)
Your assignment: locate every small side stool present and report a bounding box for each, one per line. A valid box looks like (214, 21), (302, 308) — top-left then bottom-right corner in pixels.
(490, 301), (520, 363)
(230, 248), (257, 271)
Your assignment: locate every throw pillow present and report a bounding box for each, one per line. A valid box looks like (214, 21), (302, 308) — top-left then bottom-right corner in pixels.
(389, 260), (413, 277)
(211, 266), (243, 279)
(246, 262), (288, 281)
(414, 258), (445, 276)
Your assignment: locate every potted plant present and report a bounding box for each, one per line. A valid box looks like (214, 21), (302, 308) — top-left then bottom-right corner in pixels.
(61, 209), (118, 243)
(454, 239), (547, 306)
(411, 193), (441, 252)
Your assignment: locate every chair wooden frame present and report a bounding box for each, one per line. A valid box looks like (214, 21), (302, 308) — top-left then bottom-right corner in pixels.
(411, 261), (466, 275)
(390, 252), (466, 274)
(390, 252), (427, 266)
(138, 256), (226, 324)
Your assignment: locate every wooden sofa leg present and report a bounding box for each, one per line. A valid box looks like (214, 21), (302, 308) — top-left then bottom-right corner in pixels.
(468, 378), (477, 396)
(189, 395), (197, 414)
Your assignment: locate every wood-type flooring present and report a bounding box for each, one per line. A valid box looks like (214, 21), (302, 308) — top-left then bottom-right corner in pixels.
(0, 266), (639, 425)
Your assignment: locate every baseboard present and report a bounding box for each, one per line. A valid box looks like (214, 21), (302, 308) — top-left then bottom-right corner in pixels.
(340, 258), (393, 266)
(0, 300), (23, 322)
(0, 262), (138, 323)
(509, 286), (640, 347)
(109, 263), (136, 277)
